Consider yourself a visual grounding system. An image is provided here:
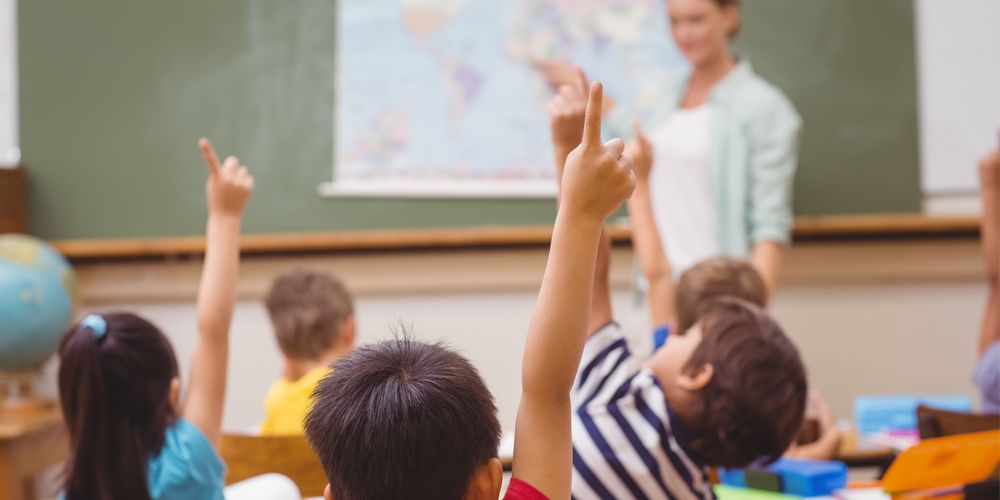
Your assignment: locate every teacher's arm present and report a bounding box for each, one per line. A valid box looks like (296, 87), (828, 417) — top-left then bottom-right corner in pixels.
(752, 242), (783, 304)
(748, 96), (802, 302)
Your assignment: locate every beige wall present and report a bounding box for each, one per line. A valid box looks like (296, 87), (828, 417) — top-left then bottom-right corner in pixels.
(38, 237), (987, 433)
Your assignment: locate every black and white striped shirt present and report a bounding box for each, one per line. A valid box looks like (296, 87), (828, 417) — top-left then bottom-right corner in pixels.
(571, 323), (715, 500)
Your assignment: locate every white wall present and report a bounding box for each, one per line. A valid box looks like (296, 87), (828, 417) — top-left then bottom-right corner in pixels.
(915, 0), (1000, 210)
(41, 290), (646, 433)
(39, 241), (986, 434)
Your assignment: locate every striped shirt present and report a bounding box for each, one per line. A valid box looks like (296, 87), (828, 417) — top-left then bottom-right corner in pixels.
(571, 323), (714, 500)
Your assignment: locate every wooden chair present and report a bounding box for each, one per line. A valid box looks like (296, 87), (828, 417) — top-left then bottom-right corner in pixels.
(916, 405), (999, 439)
(220, 433), (328, 498)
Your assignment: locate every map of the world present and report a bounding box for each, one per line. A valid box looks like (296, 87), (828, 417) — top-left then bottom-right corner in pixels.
(327, 0), (685, 197)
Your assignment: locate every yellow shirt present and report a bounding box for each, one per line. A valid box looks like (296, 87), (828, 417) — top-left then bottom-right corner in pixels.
(259, 366), (331, 436)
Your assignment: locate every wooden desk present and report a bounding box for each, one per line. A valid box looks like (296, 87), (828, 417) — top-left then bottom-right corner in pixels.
(836, 431), (897, 471)
(0, 404), (69, 500)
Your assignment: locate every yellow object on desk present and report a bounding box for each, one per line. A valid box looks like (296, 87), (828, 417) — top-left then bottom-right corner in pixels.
(0, 401), (69, 500)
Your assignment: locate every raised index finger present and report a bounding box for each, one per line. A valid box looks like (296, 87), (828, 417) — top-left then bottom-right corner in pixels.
(582, 81), (604, 146)
(198, 138), (221, 175)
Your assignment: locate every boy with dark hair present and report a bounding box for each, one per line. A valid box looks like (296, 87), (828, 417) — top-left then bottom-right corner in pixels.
(549, 69), (808, 499)
(305, 81), (636, 499)
(261, 269), (356, 435)
(305, 337), (502, 499)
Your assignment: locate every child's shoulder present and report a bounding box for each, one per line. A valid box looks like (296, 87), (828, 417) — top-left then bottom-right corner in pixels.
(147, 419), (225, 499)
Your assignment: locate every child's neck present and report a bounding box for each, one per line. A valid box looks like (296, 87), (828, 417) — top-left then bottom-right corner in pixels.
(283, 344), (351, 381)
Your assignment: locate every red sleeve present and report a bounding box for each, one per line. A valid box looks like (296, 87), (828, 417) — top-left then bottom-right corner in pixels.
(503, 478), (550, 500)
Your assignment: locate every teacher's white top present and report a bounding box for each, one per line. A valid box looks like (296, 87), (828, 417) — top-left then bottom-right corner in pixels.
(607, 60), (801, 258)
(649, 104), (718, 275)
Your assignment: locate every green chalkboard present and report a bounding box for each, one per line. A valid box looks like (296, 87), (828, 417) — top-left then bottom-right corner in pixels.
(735, 0), (921, 216)
(19, 0), (920, 240)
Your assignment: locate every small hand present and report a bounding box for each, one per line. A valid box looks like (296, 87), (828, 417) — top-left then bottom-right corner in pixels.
(626, 122), (654, 184)
(533, 59), (583, 91)
(561, 82), (636, 221)
(199, 138), (254, 217)
(980, 149), (999, 189)
(546, 66), (589, 153)
(809, 391), (836, 432)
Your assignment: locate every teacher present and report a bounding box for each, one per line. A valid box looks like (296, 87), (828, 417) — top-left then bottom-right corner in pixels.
(547, 0), (801, 297)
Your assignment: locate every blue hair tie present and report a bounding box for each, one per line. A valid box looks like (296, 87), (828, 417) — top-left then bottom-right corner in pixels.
(81, 314), (107, 339)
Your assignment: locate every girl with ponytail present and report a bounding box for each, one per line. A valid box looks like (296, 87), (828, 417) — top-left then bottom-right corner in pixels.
(58, 139), (293, 499)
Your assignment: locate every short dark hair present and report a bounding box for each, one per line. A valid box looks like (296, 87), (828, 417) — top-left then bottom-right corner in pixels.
(265, 269), (354, 360)
(676, 256), (767, 335)
(304, 337), (501, 500)
(683, 298), (807, 468)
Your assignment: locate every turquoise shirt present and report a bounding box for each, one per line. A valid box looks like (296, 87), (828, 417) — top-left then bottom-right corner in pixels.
(147, 418), (226, 500)
(60, 418), (225, 500)
(608, 60), (802, 257)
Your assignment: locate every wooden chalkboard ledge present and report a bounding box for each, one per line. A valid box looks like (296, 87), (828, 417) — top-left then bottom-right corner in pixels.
(50, 213), (980, 261)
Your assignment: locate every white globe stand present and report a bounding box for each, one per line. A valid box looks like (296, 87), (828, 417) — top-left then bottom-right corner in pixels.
(0, 370), (55, 414)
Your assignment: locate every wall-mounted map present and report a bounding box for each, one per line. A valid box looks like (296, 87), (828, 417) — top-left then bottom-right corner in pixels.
(323, 0), (684, 198)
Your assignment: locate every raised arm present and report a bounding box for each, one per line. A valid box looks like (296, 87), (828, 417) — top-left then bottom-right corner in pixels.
(513, 82), (635, 498)
(547, 68), (614, 333)
(626, 123), (677, 330)
(183, 138), (254, 448)
(979, 149), (999, 356)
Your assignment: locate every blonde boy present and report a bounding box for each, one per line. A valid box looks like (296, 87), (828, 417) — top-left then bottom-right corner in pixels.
(260, 269), (356, 435)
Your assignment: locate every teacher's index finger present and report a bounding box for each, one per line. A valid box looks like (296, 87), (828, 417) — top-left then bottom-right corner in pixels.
(582, 81), (604, 146)
(198, 138), (221, 174)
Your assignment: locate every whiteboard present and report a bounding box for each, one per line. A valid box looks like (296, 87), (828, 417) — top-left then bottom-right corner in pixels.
(0, 0), (16, 167)
(916, 0), (999, 197)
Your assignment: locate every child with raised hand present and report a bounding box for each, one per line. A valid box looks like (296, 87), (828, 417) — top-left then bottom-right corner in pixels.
(512, 81), (636, 498)
(974, 148), (999, 413)
(58, 140), (296, 500)
(303, 82), (634, 500)
(548, 74), (808, 499)
(549, 67), (766, 348)
(626, 121), (767, 347)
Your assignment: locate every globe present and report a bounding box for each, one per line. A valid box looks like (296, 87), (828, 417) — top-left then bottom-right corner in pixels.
(0, 234), (75, 372)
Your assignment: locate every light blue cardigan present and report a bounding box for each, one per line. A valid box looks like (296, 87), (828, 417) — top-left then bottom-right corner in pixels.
(608, 60), (802, 257)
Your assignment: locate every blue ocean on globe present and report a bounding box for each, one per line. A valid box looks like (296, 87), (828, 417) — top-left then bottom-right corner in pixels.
(0, 234), (75, 371)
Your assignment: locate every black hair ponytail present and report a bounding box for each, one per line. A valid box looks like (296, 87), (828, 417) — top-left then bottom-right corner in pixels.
(59, 313), (180, 500)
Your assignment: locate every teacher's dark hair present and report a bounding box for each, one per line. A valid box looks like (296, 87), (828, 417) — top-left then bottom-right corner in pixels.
(59, 312), (180, 500)
(711, 0), (742, 38)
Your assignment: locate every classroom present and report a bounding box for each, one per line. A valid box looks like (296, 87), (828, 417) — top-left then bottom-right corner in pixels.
(0, 1), (997, 499)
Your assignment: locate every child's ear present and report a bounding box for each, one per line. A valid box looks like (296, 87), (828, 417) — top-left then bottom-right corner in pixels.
(678, 363), (714, 391)
(341, 314), (357, 347)
(169, 377), (181, 412)
(487, 458), (503, 499)
(465, 458), (503, 500)
(324, 484), (333, 500)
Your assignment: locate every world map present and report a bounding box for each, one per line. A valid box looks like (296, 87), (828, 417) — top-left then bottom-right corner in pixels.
(330, 0), (685, 197)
